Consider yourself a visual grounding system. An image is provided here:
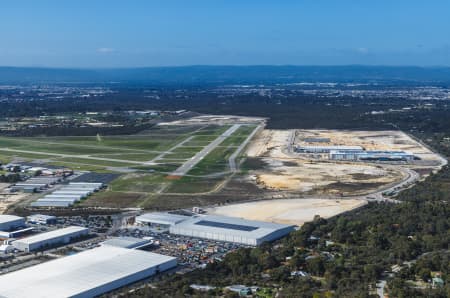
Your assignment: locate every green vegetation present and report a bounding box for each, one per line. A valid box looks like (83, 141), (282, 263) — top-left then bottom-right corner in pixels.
(85, 174), (225, 209)
(54, 157), (134, 167)
(0, 150), (53, 160)
(191, 135), (218, 142)
(89, 153), (157, 161)
(46, 161), (116, 173)
(193, 125), (231, 136)
(0, 124), (252, 180)
(109, 173), (169, 193)
(130, 166), (450, 297)
(188, 146), (236, 175)
(81, 191), (145, 208)
(165, 176), (223, 193)
(128, 127), (450, 298)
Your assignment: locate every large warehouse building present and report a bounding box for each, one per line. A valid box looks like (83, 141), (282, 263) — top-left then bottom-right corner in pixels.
(295, 145), (363, 154)
(0, 215), (25, 231)
(135, 212), (190, 229)
(169, 215), (295, 246)
(31, 182), (103, 207)
(12, 226), (89, 252)
(0, 245), (177, 298)
(329, 150), (415, 162)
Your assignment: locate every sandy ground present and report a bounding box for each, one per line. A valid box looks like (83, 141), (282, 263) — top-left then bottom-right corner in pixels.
(296, 129), (436, 161)
(0, 183), (28, 214)
(247, 129), (292, 158)
(244, 129), (442, 194)
(208, 198), (367, 226)
(254, 160), (401, 194)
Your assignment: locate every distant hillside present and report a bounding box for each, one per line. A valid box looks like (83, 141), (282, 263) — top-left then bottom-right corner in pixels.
(1, 65), (450, 85)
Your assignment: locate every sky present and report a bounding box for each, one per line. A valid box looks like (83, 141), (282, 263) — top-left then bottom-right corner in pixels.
(1, 0), (450, 68)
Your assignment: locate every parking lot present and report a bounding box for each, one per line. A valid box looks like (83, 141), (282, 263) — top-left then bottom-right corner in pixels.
(112, 227), (248, 269)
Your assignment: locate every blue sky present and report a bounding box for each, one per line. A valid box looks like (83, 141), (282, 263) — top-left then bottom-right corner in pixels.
(1, 0), (450, 67)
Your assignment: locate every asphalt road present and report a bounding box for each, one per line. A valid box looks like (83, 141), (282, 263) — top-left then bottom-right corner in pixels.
(170, 124), (241, 176)
(144, 135), (194, 165)
(228, 124), (264, 172)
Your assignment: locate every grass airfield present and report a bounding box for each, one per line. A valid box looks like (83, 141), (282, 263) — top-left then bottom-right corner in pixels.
(0, 123), (259, 209)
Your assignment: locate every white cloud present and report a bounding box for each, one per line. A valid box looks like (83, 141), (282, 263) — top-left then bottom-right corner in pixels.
(96, 47), (115, 53)
(356, 47), (369, 54)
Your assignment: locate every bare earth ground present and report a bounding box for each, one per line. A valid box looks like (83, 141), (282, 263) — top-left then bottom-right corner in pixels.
(0, 183), (29, 214)
(245, 129), (442, 195)
(212, 128), (444, 226)
(207, 198), (367, 226)
(296, 129), (438, 162)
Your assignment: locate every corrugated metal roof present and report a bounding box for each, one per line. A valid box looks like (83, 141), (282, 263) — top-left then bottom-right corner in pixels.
(0, 246), (177, 298)
(136, 212), (189, 226)
(14, 226), (88, 245)
(102, 237), (151, 249)
(30, 201), (72, 207)
(0, 215), (24, 224)
(171, 215), (294, 239)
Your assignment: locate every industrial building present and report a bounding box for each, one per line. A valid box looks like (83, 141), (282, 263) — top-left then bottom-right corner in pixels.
(135, 212), (190, 229)
(30, 200), (72, 207)
(302, 137), (331, 143)
(295, 145), (363, 153)
(27, 214), (57, 225)
(169, 215), (295, 246)
(329, 150), (415, 162)
(102, 236), (152, 249)
(0, 227), (34, 239)
(12, 226), (88, 252)
(11, 176), (63, 192)
(0, 245), (177, 298)
(0, 215), (25, 231)
(31, 182), (104, 207)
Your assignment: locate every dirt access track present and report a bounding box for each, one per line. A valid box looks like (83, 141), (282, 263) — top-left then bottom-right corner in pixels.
(244, 129), (444, 196)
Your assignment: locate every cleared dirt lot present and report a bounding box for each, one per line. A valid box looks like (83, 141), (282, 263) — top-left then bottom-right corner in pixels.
(0, 183), (29, 214)
(253, 160), (402, 195)
(296, 129), (438, 162)
(207, 198), (367, 226)
(245, 129), (442, 195)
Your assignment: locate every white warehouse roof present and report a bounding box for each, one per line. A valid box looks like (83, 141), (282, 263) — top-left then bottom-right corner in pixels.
(169, 215), (295, 246)
(0, 215), (23, 225)
(0, 246), (177, 298)
(102, 236), (151, 249)
(299, 145), (363, 150)
(136, 212), (190, 226)
(0, 215), (25, 231)
(13, 226), (88, 246)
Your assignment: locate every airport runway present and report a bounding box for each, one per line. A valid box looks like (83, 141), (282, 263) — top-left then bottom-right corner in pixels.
(228, 124), (263, 172)
(170, 124), (241, 176)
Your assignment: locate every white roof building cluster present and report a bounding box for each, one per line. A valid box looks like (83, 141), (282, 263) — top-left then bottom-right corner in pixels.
(169, 214), (295, 246)
(102, 236), (152, 249)
(296, 145), (364, 153)
(137, 212), (295, 246)
(0, 245), (177, 298)
(135, 212), (190, 227)
(31, 182), (103, 207)
(0, 215), (25, 231)
(12, 226), (89, 252)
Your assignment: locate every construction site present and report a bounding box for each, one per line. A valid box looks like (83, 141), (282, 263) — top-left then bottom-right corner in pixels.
(205, 128), (447, 225)
(244, 129), (444, 195)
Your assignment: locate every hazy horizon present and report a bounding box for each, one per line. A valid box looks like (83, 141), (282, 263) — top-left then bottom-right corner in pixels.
(2, 64), (450, 70)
